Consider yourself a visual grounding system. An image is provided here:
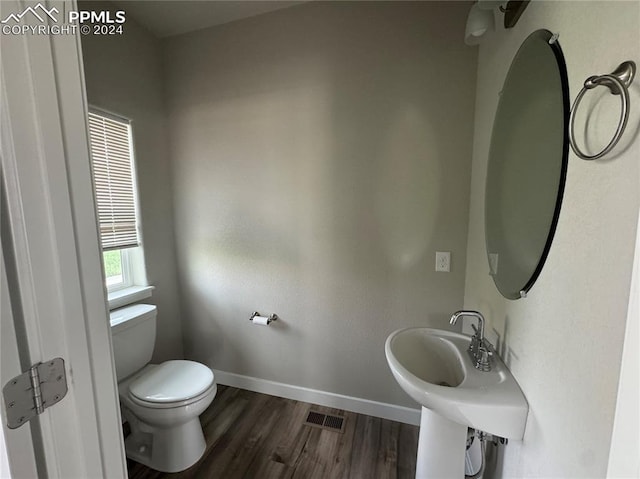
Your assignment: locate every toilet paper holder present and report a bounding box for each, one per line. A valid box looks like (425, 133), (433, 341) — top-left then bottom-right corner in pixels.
(249, 311), (278, 325)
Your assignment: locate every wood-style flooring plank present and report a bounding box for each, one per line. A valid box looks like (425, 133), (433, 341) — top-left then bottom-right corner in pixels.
(376, 419), (399, 479)
(347, 414), (381, 478)
(127, 386), (418, 479)
(244, 398), (310, 479)
(398, 422), (420, 479)
(321, 410), (357, 479)
(188, 389), (272, 478)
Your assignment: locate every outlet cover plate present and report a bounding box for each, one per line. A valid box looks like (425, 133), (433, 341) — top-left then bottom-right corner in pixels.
(435, 252), (451, 272)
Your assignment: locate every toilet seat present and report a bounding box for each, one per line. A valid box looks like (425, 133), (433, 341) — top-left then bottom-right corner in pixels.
(128, 383), (217, 409)
(128, 360), (214, 408)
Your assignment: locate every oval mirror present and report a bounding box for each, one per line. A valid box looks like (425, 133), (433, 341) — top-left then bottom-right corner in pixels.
(485, 29), (570, 300)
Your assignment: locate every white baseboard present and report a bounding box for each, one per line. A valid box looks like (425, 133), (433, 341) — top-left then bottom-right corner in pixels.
(212, 369), (421, 426)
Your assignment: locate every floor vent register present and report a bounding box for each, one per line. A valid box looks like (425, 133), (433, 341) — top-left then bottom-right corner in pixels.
(304, 410), (346, 433)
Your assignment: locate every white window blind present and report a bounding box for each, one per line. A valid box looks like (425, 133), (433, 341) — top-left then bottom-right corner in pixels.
(88, 111), (140, 251)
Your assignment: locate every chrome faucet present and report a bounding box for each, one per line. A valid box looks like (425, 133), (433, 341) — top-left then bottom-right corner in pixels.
(450, 310), (493, 371)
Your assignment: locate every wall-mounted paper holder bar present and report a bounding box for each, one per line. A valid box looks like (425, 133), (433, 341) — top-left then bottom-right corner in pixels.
(249, 311), (278, 325)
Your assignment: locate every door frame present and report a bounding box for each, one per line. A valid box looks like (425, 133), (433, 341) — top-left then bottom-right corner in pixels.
(606, 190), (640, 476)
(1, 1), (126, 477)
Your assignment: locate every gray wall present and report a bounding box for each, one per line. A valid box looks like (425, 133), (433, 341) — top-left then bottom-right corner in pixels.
(164, 1), (478, 407)
(81, 2), (184, 361)
(464, 1), (640, 476)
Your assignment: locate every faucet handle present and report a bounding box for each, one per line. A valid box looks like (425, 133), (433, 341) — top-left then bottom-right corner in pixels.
(471, 323), (479, 336)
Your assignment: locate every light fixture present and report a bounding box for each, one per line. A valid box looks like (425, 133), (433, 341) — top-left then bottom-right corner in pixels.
(501, 0), (531, 29)
(465, 0), (531, 45)
(464, 2), (495, 46)
(477, 0), (506, 10)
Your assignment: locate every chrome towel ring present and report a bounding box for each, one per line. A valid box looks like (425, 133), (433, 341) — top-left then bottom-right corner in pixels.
(569, 61), (636, 160)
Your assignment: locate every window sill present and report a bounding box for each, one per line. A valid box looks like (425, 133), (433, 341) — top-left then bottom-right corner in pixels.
(108, 285), (154, 310)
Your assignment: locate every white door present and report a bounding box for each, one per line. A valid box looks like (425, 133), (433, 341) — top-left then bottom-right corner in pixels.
(0, 1), (127, 477)
(1, 248), (39, 479)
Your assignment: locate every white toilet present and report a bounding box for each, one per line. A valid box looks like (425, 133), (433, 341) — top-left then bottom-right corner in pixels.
(110, 304), (217, 473)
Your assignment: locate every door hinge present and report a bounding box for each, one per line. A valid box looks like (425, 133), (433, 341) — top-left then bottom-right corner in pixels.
(3, 358), (68, 429)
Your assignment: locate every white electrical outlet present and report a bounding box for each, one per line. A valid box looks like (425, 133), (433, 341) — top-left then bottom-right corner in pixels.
(435, 251), (451, 272)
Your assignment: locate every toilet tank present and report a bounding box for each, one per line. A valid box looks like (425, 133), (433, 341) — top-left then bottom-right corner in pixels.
(110, 304), (157, 382)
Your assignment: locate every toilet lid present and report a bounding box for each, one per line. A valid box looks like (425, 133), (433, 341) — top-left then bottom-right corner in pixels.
(129, 360), (214, 403)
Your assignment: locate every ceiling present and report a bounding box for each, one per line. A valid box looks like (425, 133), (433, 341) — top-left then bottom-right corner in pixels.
(115, 1), (306, 38)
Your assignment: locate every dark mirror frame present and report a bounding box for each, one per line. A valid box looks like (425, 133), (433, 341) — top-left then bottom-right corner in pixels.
(485, 29), (570, 300)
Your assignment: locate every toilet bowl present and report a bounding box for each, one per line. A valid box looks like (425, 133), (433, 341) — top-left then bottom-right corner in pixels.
(110, 304), (216, 473)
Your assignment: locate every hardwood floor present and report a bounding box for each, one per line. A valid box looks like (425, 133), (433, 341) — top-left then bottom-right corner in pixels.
(127, 385), (419, 479)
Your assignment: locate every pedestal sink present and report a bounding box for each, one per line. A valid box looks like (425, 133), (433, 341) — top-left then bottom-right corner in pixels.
(385, 328), (528, 478)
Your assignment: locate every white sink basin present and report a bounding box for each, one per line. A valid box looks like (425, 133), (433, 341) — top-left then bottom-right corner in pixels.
(385, 327), (528, 439)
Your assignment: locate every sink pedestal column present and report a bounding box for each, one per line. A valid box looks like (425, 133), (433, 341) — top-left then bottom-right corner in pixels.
(416, 407), (466, 478)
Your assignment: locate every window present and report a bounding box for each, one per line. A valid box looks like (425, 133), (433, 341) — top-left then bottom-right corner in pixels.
(87, 110), (144, 295)
(102, 248), (132, 290)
